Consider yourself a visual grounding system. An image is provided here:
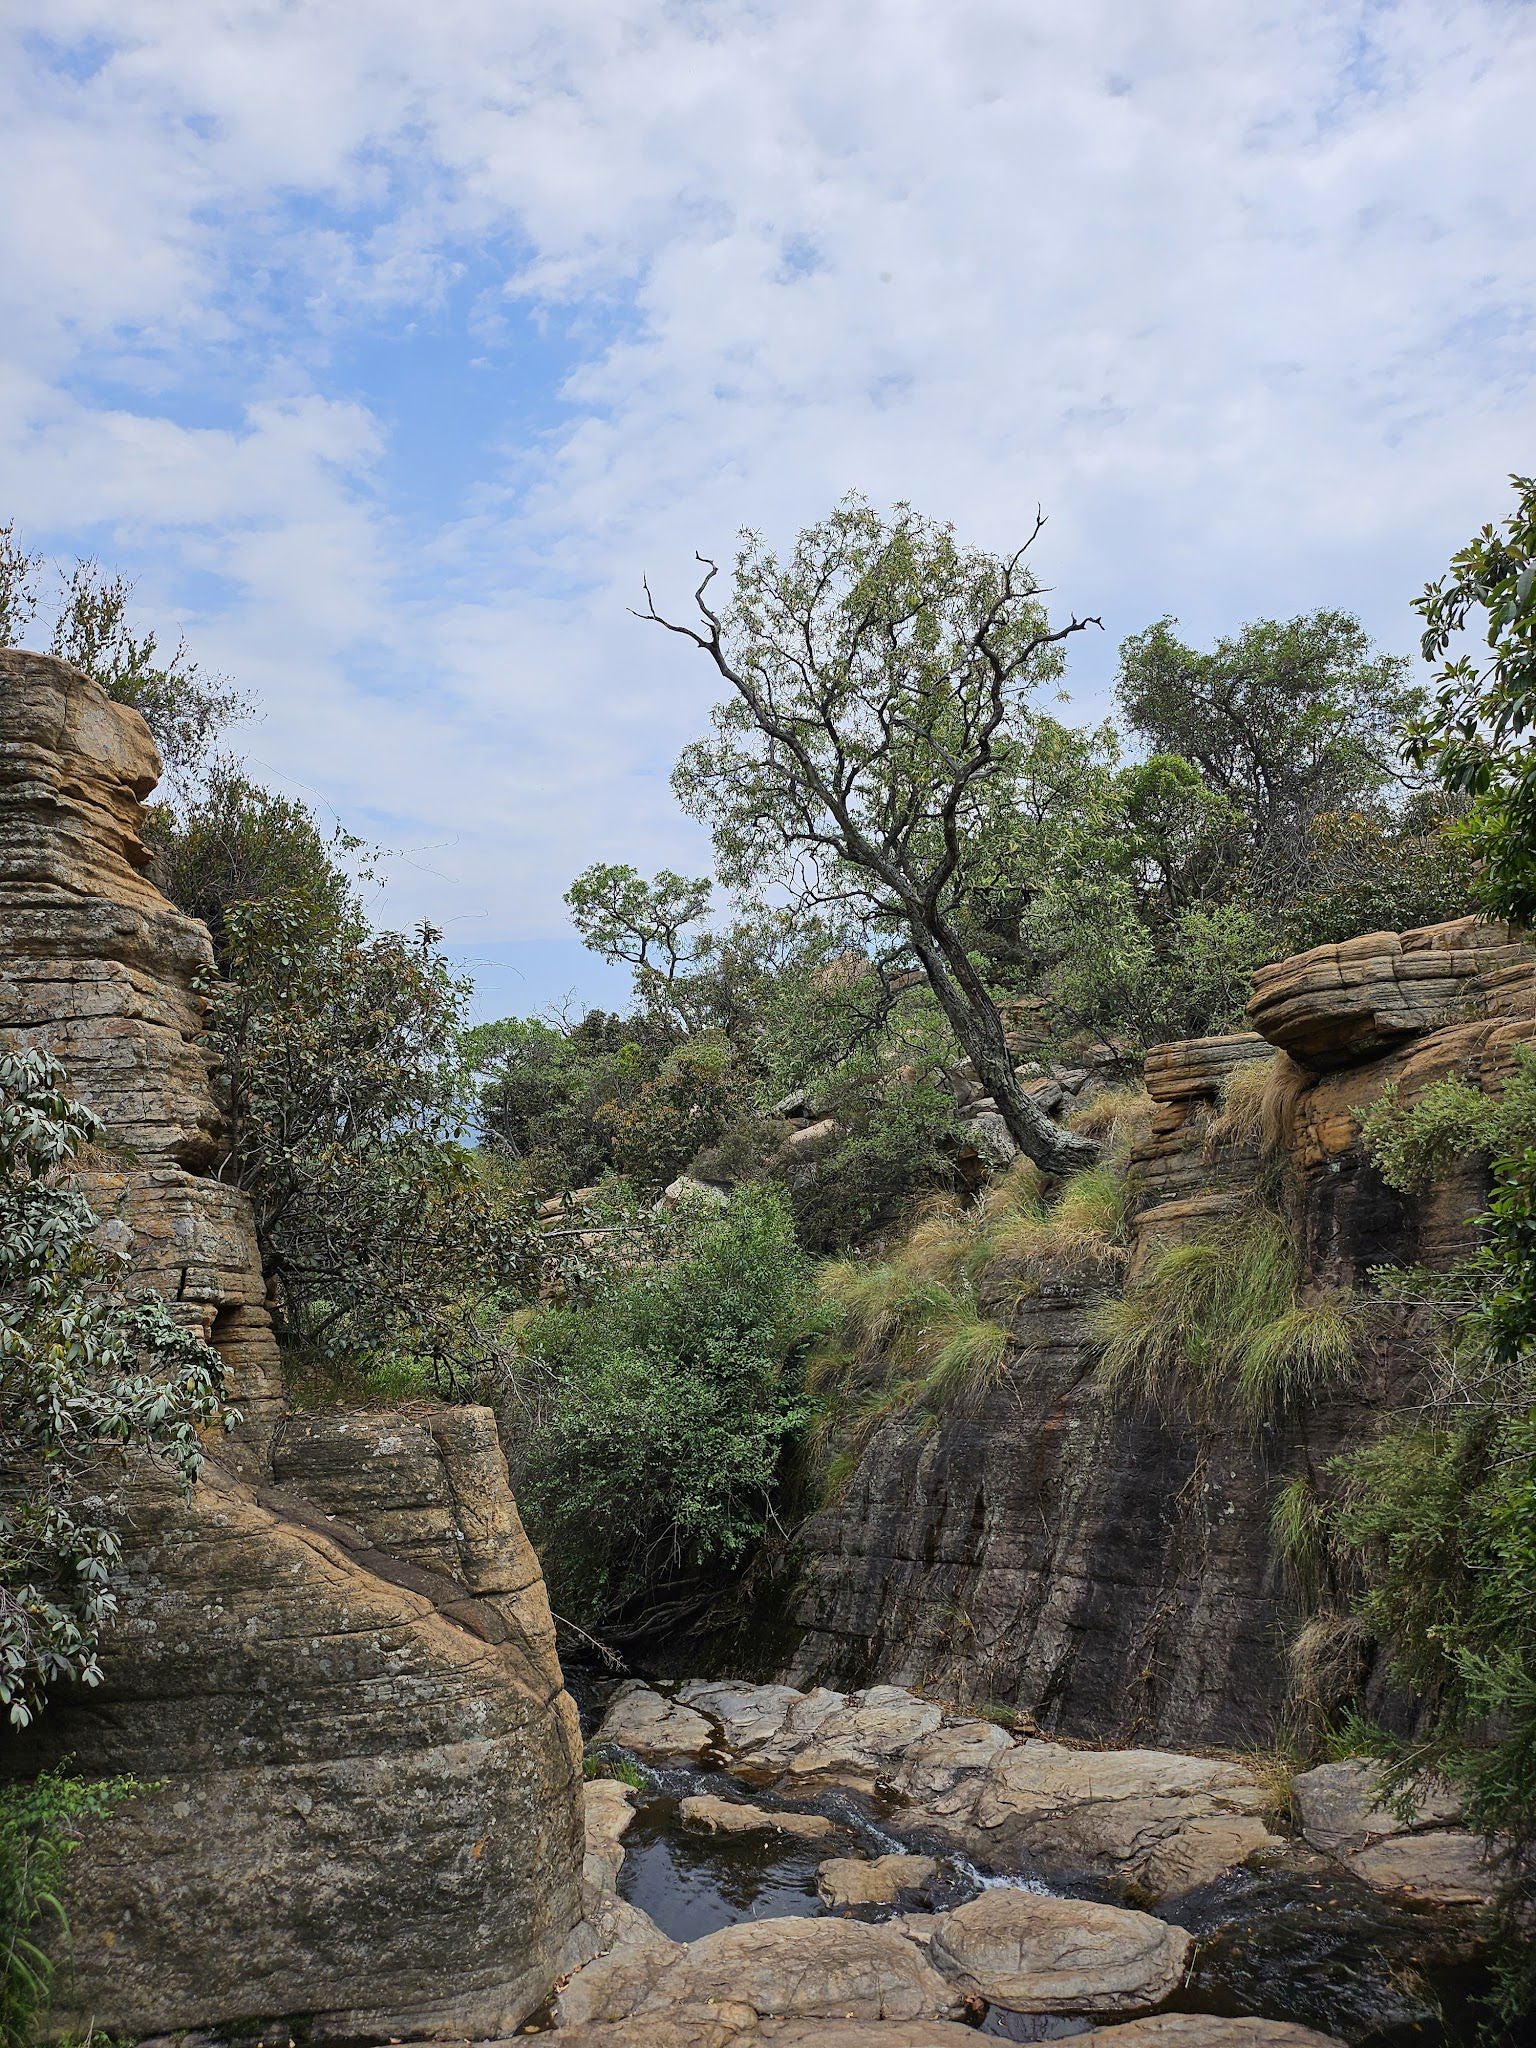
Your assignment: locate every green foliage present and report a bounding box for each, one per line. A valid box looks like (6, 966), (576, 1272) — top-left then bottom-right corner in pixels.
(778, 1067), (962, 1254)
(662, 494), (1101, 1175)
(594, 1034), (749, 1189)
(1361, 1045), (1536, 1195)
(145, 759), (358, 968)
(582, 1746), (646, 1790)
(0, 1769), (142, 2047)
(1301, 1035), (1536, 2016)
(515, 1184), (811, 1632)
(1410, 472), (1536, 925)
(0, 1049), (227, 1728)
(0, 521), (246, 782)
(1117, 610), (1425, 862)
(1092, 1205), (1361, 1424)
(565, 862), (713, 1005)
(213, 896), (533, 1395)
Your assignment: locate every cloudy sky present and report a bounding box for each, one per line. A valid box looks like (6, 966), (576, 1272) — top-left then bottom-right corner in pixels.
(5, 2), (1534, 1017)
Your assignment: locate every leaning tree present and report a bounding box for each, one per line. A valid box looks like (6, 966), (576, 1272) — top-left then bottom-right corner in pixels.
(647, 495), (1101, 1176)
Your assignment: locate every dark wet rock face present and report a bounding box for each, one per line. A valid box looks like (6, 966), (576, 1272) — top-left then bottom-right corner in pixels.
(788, 922), (1536, 1748)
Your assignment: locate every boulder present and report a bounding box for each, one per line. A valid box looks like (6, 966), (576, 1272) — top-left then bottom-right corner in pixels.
(676, 1680), (942, 1786)
(927, 1890), (1192, 2016)
(556, 2020), (987, 2047)
(1247, 917), (1529, 1069)
(963, 1107), (1018, 1166)
(778, 1685), (945, 1787)
(900, 1739), (1279, 1899)
(889, 1719), (1013, 1811)
(816, 1854), (938, 1908)
(557, 1914), (965, 2031)
(658, 1174), (730, 1211)
(584, 1778), (639, 1891)
(1291, 1759), (1495, 1907)
(599, 1681), (716, 1759)
(1291, 1758), (1461, 1856)
(1080, 2020), (1346, 2048)
(1349, 1830), (1498, 1908)
(680, 1793), (835, 1841)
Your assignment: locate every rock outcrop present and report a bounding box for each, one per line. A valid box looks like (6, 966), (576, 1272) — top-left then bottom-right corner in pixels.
(786, 918), (1536, 1746)
(0, 654), (583, 2040)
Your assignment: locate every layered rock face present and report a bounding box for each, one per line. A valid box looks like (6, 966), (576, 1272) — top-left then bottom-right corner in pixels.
(0, 654), (583, 2040)
(787, 918), (1536, 1747)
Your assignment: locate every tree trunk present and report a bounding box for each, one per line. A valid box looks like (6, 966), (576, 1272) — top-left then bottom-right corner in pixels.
(907, 923), (1097, 1177)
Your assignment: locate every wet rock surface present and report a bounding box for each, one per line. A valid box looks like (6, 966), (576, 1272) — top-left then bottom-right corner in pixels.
(681, 1792), (836, 1841)
(567, 1679), (1490, 2047)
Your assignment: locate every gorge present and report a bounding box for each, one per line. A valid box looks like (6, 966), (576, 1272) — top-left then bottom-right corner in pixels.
(0, 651), (1526, 2045)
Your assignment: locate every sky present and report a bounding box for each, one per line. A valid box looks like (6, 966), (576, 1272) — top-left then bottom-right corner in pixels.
(4, 1), (1535, 1020)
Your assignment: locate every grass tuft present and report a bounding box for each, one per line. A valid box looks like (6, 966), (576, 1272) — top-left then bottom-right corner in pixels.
(1093, 1204), (1359, 1425)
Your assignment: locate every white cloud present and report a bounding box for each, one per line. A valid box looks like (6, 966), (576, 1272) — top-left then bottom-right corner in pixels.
(3, 0), (1535, 1000)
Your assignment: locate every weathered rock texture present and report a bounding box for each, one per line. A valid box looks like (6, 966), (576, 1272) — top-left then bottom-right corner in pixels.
(0, 654), (583, 2040)
(788, 918), (1536, 1747)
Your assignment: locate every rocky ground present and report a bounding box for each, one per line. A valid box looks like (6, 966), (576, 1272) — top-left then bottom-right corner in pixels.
(536, 1677), (1500, 2047)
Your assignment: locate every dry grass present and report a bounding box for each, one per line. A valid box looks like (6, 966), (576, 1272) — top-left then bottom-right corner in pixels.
(1068, 1081), (1154, 1156)
(1203, 1051), (1311, 1160)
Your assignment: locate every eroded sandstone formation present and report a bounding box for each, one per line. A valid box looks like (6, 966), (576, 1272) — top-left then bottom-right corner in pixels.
(0, 653), (583, 2040)
(786, 917), (1536, 1746)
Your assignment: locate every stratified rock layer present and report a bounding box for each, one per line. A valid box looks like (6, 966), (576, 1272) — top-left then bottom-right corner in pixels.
(0, 653), (583, 2039)
(788, 918), (1536, 1745)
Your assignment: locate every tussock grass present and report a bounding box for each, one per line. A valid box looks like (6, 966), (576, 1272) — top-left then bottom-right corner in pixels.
(1093, 1204), (1360, 1425)
(1204, 1051), (1311, 1160)
(801, 1148), (1137, 1497)
(1069, 1082), (1154, 1156)
(920, 1305), (1013, 1410)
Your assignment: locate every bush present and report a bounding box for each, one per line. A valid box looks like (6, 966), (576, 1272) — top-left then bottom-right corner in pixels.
(777, 1069), (962, 1253)
(0, 1768), (144, 2048)
(0, 1049), (228, 1730)
(515, 1184), (811, 1634)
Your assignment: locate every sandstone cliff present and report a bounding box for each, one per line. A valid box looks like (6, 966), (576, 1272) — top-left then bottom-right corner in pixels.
(786, 916), (1536, 1748)
(0, 652), (584, 2041)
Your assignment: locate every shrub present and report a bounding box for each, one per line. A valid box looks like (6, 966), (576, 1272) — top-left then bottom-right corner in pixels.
(0, 1769), (142, 2048)
(0, 1049), (227, 1729)
(515, 1184), (811, 1634)
(213, 896), (535, 1396)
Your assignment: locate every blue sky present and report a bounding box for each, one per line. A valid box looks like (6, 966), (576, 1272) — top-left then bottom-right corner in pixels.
(5, 1), (1535, 1019)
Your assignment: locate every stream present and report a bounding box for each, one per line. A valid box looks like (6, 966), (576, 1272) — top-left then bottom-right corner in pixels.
(558, 1674), (1527, 2047)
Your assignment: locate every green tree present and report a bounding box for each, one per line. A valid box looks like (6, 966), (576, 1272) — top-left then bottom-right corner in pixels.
(0, 1048), (227, 1730)
(1117, 610), (1425, 873)
(565, 863), (713, 1018)
(213, 897), (532, 1394)
(0, 521), (246, 782)
(1411, 473), (1536, 924)
(654, 496), (1101, 1175)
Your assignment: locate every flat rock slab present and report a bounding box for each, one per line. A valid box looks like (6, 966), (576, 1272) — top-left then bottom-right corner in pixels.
(901, 1737), (1280, 1899)
(677, 1680), (942, 1785)
(553, 2019), (988, 2046)
(597, 1682), (714, 1760)
(1080, 2017), (1347, 2048)
(927, 1890), (1193, 2016)
(557, 1913), (963, 2031)
(817, 1854), (938, 1909)
(680, 1793), (835, 1841)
